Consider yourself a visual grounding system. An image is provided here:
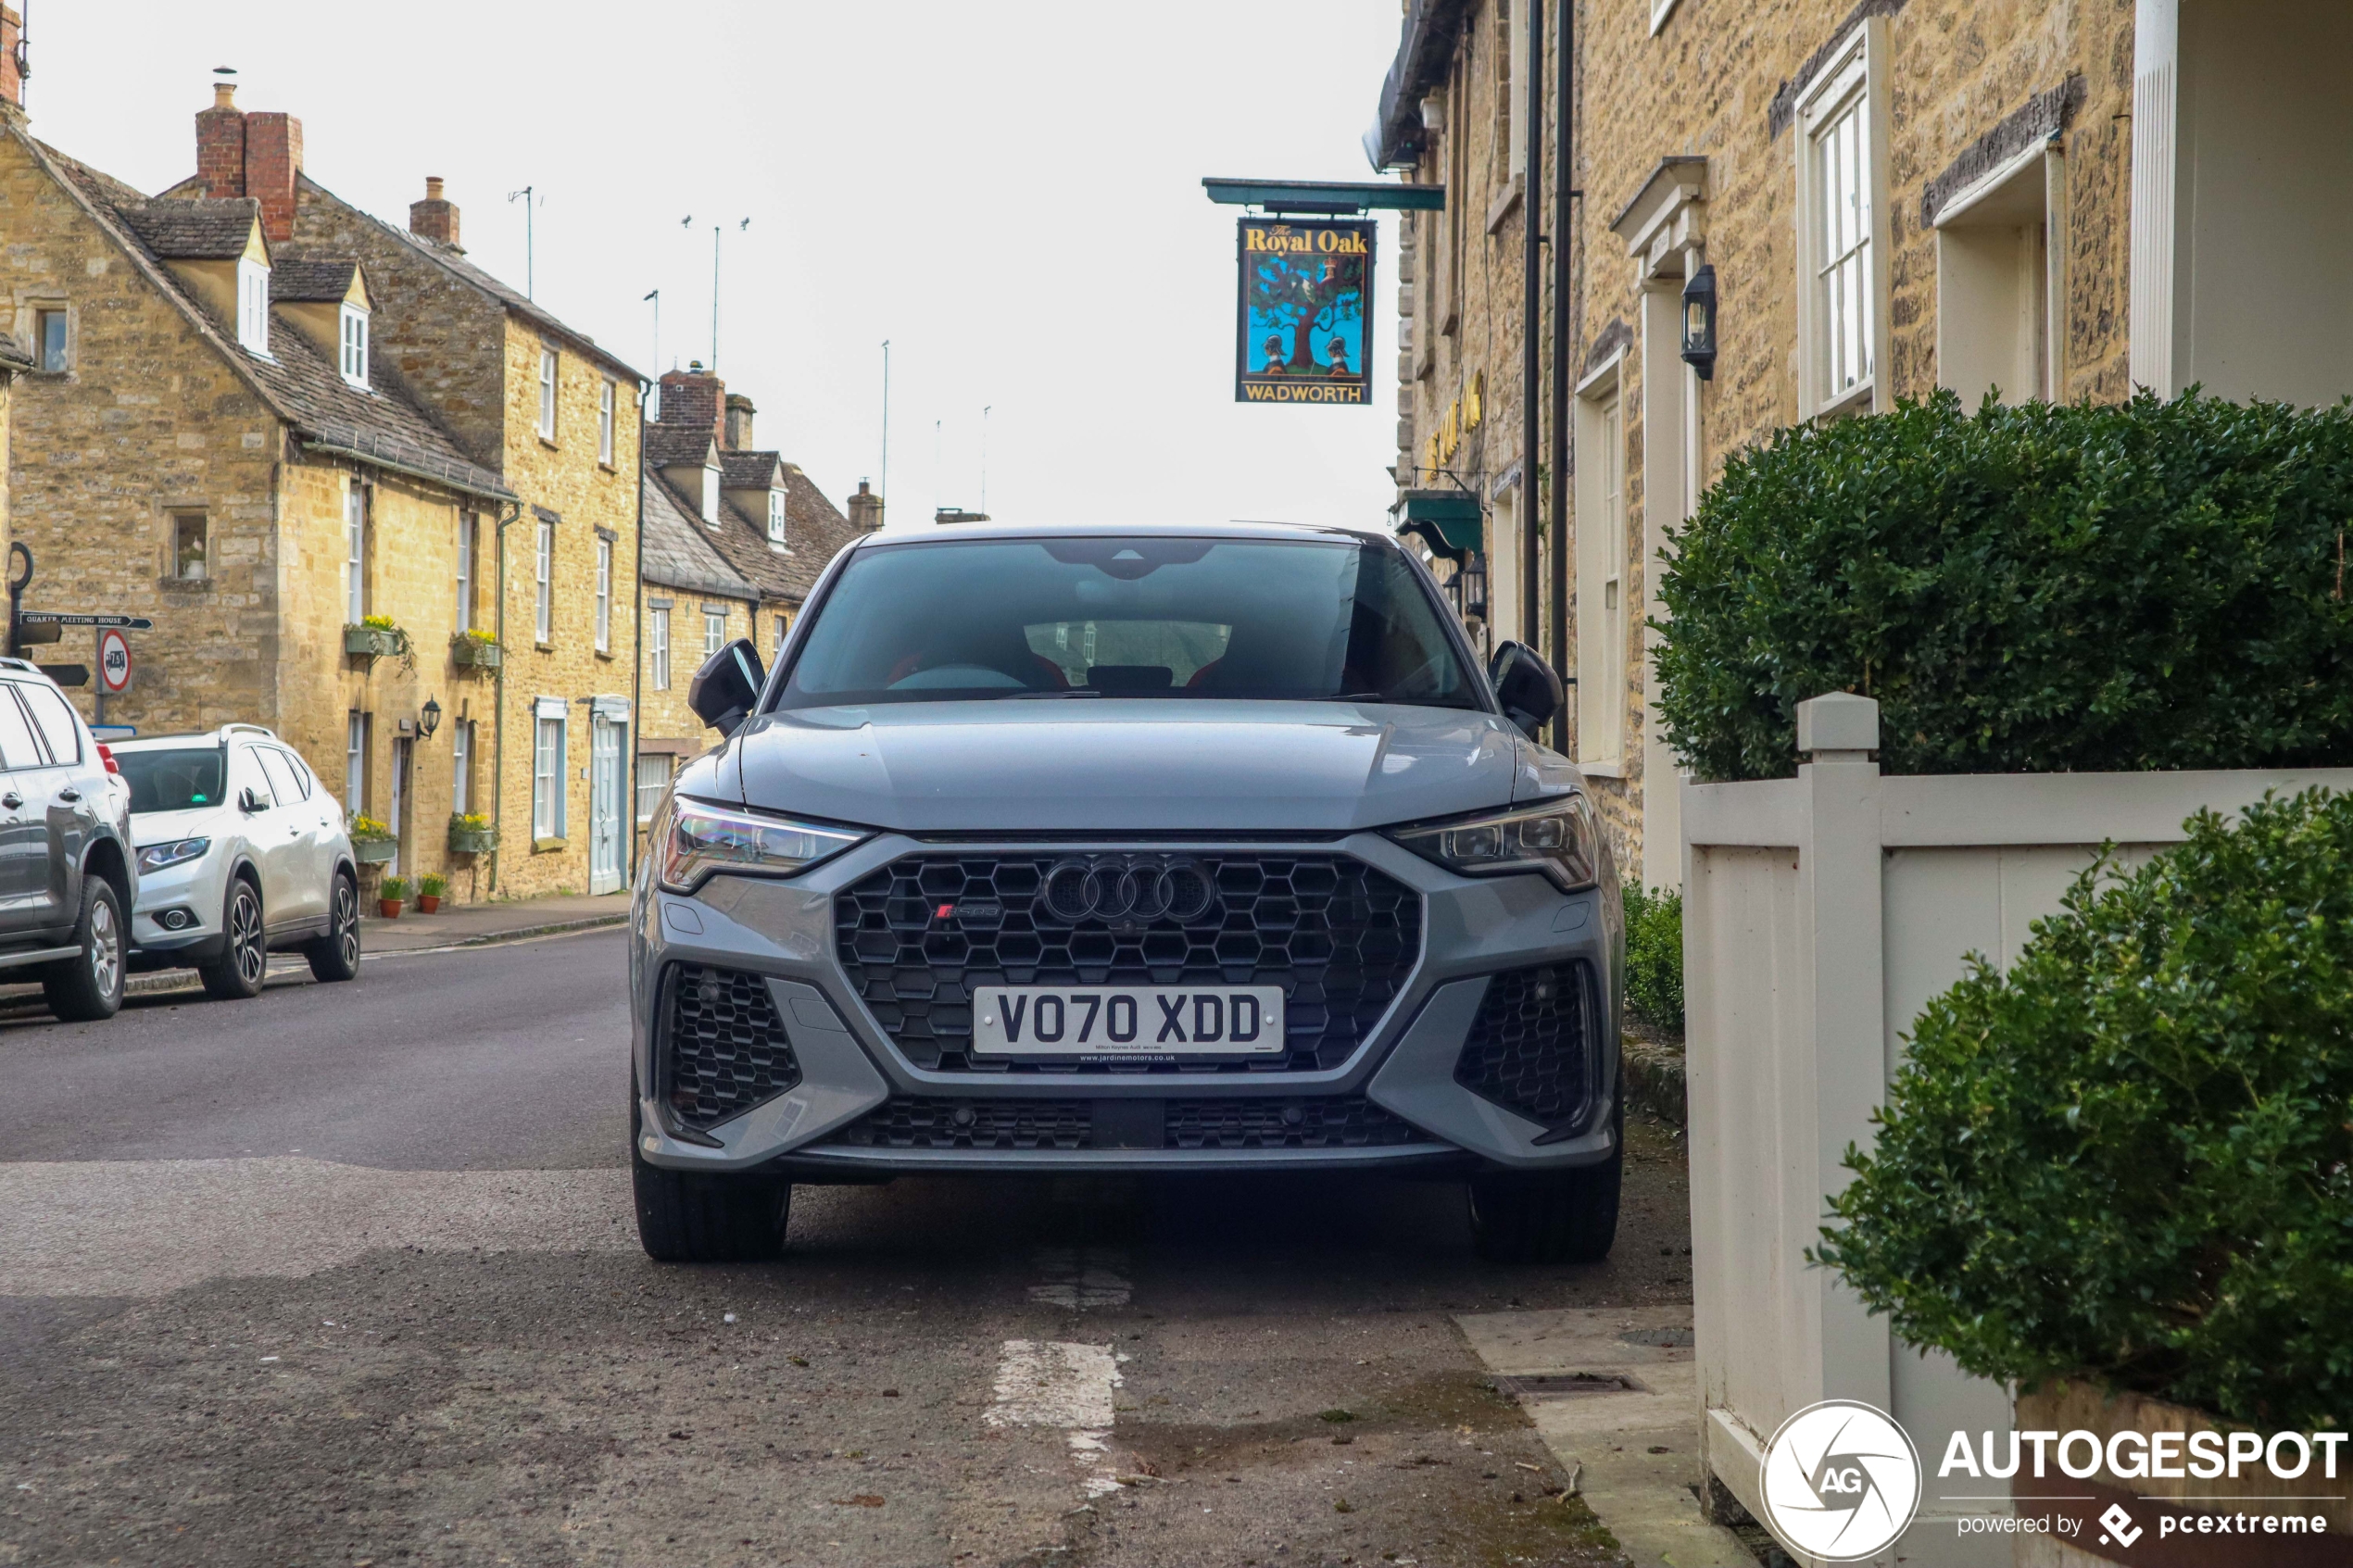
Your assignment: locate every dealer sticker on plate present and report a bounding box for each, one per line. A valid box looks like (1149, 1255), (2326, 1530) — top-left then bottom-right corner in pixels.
(972, 985), (1286, 1060)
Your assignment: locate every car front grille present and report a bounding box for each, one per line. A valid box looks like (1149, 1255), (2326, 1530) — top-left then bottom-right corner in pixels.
(823, 1096), (1430, 1152)
(1453, 962), (1593, 1129)
(661, 964), (803, 1131)
(834, 853), (1422, 1073)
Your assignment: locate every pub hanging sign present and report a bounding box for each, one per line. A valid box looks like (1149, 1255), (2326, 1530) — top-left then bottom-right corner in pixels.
(1234, 218), (1375, 406)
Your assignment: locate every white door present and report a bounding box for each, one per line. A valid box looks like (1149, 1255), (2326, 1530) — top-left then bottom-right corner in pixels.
(387, 737), (410, 877)
(588, 718), (623, 895)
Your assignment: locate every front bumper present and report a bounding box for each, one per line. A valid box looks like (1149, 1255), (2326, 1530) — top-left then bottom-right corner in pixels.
(128, 848), (228, 966)
(630, 832), (1621, 1178)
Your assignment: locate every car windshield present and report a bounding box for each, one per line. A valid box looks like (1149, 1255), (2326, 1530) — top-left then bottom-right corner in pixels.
(778, 536), (1482, 710)
(115, 746), (226, 813)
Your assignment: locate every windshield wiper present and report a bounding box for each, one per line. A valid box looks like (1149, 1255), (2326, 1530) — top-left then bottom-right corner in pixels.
(1334, 692), (1390, 702)
(1005, 689), (1103, 699)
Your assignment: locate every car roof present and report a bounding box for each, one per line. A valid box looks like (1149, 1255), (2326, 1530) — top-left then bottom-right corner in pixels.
(856, 519), (1396, 549)
(109, 725), (279, 751)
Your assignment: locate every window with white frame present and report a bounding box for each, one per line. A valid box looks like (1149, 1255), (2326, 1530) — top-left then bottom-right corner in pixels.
(700, 463), (721, 526)
(451, 720), (472, 815)
(339, 303), (370, 389)
(705, 608), (726, 658)
(649, 608), (671, 690)
(345, 710), (368, 816)
(455, 513), (475, 633)
(537, 347), (559, 440)
(1798, 31), (1881, 415)
(598, 379), (616, 465)
(235, 257), (271, 356)
(344, 483), (366, 621)
(532, 712), (566, 839)
(595, 537), (612, 653)
(1572, 370), (1627, 766)
(775, 614), (788, 655)
(535, 519), (553, 643)
(767, 487), (786, 545)
(635, 753), (673, 823)
(1934, 145), (2061, 408)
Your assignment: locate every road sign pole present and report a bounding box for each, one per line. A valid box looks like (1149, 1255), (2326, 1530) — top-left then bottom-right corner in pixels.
(93, 626), (103, 728)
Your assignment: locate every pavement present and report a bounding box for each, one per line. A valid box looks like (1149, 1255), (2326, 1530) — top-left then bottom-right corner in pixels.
(357, 888), (633, 955)
(0, 923), (1713, 1567)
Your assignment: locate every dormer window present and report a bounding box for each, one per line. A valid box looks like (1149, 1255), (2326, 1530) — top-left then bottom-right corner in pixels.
(767, 487), (786, 545)
(235, 257), (271, 356)
(701, 464), (722, 526)
(339, 303), (370, 389)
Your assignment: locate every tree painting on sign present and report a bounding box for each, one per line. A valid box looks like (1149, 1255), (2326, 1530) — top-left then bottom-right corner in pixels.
(1234, 220), (1374, 406)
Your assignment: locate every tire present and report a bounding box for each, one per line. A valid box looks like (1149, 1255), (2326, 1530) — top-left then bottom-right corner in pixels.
(43, 876), (126, 1023)
(1467, 1106), (1624, 1265)
(306, 872), (360, 983)
(198, 878), (267, 1000)
(631, 1094), (791, 1262)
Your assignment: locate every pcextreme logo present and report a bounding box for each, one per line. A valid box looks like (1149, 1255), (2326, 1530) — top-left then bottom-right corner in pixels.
(1760, 1399), (1924, 1561)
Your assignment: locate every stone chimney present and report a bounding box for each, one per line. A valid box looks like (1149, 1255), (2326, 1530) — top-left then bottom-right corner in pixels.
(194, 80), (303, 243)
(195, 80), (244, 195)
(409, 175), (460, 249)
(657, 362), (725, 444)
(724, 394), (755, 451)
(0, 6), (24, 116)
(848, 480), (885, 533)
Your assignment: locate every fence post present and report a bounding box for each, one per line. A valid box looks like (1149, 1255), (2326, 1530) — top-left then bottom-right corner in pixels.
(1793, 691), (1893, 1412)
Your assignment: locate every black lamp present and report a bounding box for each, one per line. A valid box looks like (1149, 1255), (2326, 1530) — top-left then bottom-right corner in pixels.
(1680, 263), (1718, 381)
(419, 696), (442, 741)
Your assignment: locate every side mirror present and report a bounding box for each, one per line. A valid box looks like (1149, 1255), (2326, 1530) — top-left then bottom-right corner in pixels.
(688, 637), (767, 738)
(1489, 641), (1566, 740)
(238, 785), (268, 813)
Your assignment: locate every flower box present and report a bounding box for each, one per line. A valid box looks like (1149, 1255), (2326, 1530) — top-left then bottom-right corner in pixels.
(352, 838), (397, 865)
(345, 625), (402, 659)
(451, 636), (502, 671)
(447, 824), (497, 856)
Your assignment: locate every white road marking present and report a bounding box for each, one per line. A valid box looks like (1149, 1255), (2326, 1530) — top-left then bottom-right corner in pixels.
(986, 1339), (1125, 1498)
(1026, 1246), (1131, 1310)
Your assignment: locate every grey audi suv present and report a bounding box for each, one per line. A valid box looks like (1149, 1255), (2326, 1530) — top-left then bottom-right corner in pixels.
(632, 521), (1623, 1264)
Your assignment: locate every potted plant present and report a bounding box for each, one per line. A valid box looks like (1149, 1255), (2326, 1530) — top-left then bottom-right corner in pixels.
(376, 875), (408, 919)
(344, 614), (415, 671)
(447, 811), (497, 855)
(450, 627), (502, 671)
(348, 814), (397, 864)
(416, 872), (447, 914)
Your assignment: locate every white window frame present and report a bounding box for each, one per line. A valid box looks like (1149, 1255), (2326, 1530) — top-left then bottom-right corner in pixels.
(535, 519), (554, 643)
(339, 302), (370, 389)
(598, 378), (616, 465)
(455, 513), (475, 634)
(1933, 141), (2066, 408)
(635, 752), (673, 825)
(344, 482), (366, 622)
(537, 347), (559, 440)
(532, 711), (566, 840)
(345, 710), (367, 817)
(1572, 354), (1628, 771)
(451, 720), (472, 816)
(1650, 0), (1682, 34)
(594, 536), (612, 653)
(1793, 21), (1890, 420)
(649, 608), (671, 690)
(235, 257), (271, 356)
(700, 464), (722, 526)
(33, 306), (68, 373)
(704, 608), (727, 659)
(766, 487), (786, 545)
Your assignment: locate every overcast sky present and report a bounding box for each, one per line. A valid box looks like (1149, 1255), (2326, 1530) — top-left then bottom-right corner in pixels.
(27, 1), (1406, 531)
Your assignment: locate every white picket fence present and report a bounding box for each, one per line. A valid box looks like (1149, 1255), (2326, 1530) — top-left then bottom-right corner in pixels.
(1679, 691), (2353, 1566)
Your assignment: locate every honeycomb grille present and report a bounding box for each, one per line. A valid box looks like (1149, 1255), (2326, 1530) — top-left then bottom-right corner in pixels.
(1453, 963), (1592, 1128)
(662, 964), (803, 1131)
(824, 1096), (1425, 1151)
(829, 1098), (1093, 1150)
(1164, 1098), (1428, 1150)
(834, 854), (1422, 1073)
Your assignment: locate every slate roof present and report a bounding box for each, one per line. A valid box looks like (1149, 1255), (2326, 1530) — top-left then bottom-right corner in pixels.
(645, 424), (719, 469)
(28, 135), (512, 502)
(118, 196), (259, 259)
(270, 258), (359, 302)
(641, 469), (760, 601)
(639, 421), (870, 609)
(720, 451), (783, 489)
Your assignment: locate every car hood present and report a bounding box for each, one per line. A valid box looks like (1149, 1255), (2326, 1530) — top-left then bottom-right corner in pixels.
(728, 700), (1528, 833)
(129, 806), (227, 847)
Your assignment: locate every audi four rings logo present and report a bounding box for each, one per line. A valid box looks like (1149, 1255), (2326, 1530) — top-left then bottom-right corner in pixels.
(1040, 857), (1217, 923)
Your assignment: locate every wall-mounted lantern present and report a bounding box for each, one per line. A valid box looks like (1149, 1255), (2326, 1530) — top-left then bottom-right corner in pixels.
(419, 696), (442, 742)
(1680, 263), (1718, 381)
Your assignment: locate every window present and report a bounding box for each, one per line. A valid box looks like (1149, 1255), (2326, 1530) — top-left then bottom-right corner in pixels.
(345, 711), (368, 816)
(635, 753), (673, 823)
(537, 347), (558, 440)
(171, 512), (208, 582)
(256, 747), (304, 809)
(269, 746), (312, 800)
(455, 513), (476, 633)
(235, 257), (271, 356)
(17, 682), (82, 764)
(649, 608), (671, 690)
(339, 303), (369, 389)
(33, 308), (67, 373)
(1573, 368), (1627, 765)
(0, 687), (39, 769)
(1796, 29), (1883, 416)
(598, 379), (616, 465)
(533, 714), (565, 839)
(1934, 145), (2061, 407)
(705, 608), (727, 659)
(595, 537), (612, 653)
(451, 720), (472, 815)
(535, 519), (553, 643)
(767, 487), (786, 546)
(700, 464), (721, 526)
(345, 483), (366, 622)
(1496, 0), (1522, 182)
(775, 614), (788, 655)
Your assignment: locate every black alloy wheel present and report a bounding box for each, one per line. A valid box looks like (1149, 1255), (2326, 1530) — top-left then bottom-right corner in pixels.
(306, 872), (361, 983)
(199, 879), (268, 1000)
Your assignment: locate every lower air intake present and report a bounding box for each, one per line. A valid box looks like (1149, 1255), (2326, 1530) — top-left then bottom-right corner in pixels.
(662, 964), (802, 1131)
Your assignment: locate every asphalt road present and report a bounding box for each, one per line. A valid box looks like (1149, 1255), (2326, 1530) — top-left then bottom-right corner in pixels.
(0, 927), (1695, 1568)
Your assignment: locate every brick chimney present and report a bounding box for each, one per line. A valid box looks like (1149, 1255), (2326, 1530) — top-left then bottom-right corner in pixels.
(0, 6), (24, 116)
(658, 363), (725, 445)
(848, 480), (885, 533)
(194, 81), (303, 243)
(409, 175), (461, 249)
(724, 393), (755, 451)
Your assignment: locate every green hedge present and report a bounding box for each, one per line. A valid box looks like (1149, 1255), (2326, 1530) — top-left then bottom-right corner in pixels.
(1622, 884), (1684, 1035)
(1655, 391), (2353, 782)
(1816, 791), (2353, 1431)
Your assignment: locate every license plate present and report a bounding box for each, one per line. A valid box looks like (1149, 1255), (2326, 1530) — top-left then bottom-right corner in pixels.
(973, 985), (1286, 1060)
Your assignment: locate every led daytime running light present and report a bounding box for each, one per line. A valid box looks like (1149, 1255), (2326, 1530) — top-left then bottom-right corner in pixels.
(658, 798), (868, 894)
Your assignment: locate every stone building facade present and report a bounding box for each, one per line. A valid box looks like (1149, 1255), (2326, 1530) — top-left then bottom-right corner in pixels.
(1375, 0), (2353, 891)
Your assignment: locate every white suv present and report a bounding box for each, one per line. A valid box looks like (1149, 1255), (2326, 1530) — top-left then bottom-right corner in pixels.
(111, 725), (361, 998)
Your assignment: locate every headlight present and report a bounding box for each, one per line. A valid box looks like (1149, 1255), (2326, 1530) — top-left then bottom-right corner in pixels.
(136, 837), (211, 872)
(1385, 794), (1604, 893)
(657, 797), (869, 894)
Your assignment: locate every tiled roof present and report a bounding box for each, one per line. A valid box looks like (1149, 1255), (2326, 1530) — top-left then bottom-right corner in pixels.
(641, 470), (760, 601)
(30, 136), (512, 502)
(0, 331), (29, 372)
(270, 258), (359, 302)
(645, 424), (718, 468)
(695, 460), (865, 607)
(118, 196), (258, 259)
(720, 451), (783, 489)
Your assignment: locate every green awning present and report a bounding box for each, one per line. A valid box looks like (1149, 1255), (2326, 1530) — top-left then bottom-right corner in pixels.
(1396, 490), (1483, 559)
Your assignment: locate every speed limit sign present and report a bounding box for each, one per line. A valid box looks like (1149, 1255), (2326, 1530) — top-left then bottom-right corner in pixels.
(96, 627), (132, 694)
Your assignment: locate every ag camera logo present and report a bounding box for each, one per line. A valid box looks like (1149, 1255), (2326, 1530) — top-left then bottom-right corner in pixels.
(1760, 1399), (1922, 1561)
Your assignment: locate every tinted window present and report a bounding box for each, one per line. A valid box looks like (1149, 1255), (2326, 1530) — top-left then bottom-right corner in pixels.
(15, 683), (82, 765)
(0, 691), (40, 771)
(256, 748), (305, 807)
(116, 746), (226, 812)
(780, 537), (1479, 710)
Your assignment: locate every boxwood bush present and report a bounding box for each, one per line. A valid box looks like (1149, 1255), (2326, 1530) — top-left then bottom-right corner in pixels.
(1815, 790), (2353, 1431)
(1655, 390), (2353, 782)
(1622, 884), (1684, 1035)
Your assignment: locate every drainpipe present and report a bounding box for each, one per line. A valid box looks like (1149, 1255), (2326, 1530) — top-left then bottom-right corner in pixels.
(1519, 0), (1543, 647)
(1548, 0), (1576, 754)
(488, 499), (522, 894)
(627, 383), (647, 886)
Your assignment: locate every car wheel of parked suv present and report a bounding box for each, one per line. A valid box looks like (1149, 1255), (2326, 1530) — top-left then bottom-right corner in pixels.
(630, 1092), (791, 1262)
(306, 872), (360, 983)
(1466, 1103), (1624, 1265)
(43, 877), (126, 1023)
(199, 878), (267, 1000)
